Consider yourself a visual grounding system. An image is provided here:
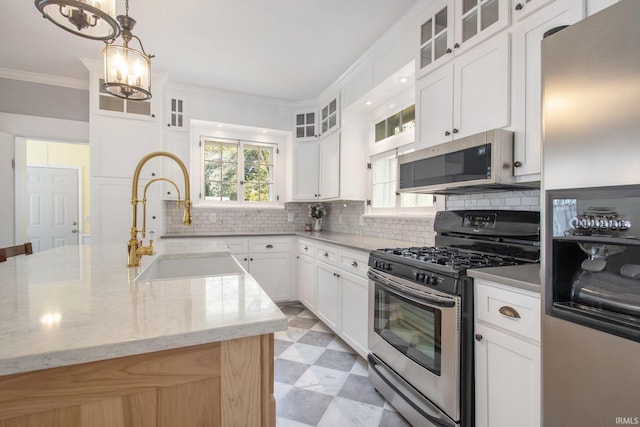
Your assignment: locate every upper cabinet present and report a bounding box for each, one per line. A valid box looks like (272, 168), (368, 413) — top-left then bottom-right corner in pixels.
(416, 31), (510, 149)
(512, 0), (556, 21)
(511, 0), (584, 178)
(417, 0), (510, 78)
(293, 96), (340, 141)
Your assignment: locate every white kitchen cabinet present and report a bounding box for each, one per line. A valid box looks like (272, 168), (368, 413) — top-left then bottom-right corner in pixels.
(474, 279), (541, 427)
(417, 0), (510, 78)
(165, 94), (187, 131)
(316, 260), (341, 331)
(297, 239), (370, 358)
(294, 109), (318, 141)
(292, 131), (340, 201)
(416, 31), (510, 148)
(512, 0), (556, 21)
(162, 131), (190, 200)
(293, 96), (339, 142)
(511, 0), (584, 178)
(319, 97), (340, 138)
(297, 239), (316, 310)
(229, 236), (294, 302)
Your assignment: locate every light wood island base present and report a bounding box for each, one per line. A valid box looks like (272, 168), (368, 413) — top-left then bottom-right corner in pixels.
(0, 334), (275, 427)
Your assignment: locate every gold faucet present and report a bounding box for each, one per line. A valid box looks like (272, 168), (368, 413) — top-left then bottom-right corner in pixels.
(128, 151), (192, 267)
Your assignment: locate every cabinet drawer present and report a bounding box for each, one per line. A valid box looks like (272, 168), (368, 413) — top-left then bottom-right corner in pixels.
(298, 239), (315, 256)
(223, 238), (248, 254)
(475, 280), (540, 342)
(338, 248), (369, 278)
(249, 237), (290, 253)
(315, 243), (338, 266)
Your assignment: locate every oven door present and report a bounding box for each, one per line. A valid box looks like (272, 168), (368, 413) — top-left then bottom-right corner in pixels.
(368, 268), (461, 423)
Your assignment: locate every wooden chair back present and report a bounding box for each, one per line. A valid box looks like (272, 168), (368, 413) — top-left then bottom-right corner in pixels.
(0, 243), (33, 262)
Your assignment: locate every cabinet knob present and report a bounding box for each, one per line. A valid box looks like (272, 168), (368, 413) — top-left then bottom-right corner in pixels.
(323, 252), (329, 257)
(452, 128), (459, 134)
(446, 48), (452, 54)
(475, 333), (483, 341)
(445, 130), (451, 136)
(454, 43), (460, 49)
(351, 261), (358, 267)
(304, 246), (308, 251)
(250, 258), (254, 261)
(266, 244), (274, 249)
(514, 161), (523, 168)
(499, 306), (521, 319)
(244, 257), (248, 261)
(515, 3), (523, 11)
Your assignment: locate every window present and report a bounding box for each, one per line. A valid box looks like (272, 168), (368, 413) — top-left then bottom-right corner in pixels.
(369, 149), (437, 215)
(374, 105), (416, 142)
(201, 137), (277, 204)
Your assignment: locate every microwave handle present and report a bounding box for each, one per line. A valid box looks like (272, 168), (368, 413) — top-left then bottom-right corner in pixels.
(367, 270), (456, 308)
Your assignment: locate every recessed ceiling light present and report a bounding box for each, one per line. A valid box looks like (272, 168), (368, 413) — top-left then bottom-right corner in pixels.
(399, 77), (409, 83)
(365, 101), (373, 106)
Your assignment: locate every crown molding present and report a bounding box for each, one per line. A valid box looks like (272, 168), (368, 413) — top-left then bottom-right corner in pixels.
(0, 67), (89, 91)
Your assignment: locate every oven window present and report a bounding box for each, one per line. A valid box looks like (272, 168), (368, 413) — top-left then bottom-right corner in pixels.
(374, 284), (442, 375)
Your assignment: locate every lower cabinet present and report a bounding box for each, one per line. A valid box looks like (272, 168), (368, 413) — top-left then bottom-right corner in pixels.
(474, 279), (541, 427)
(297, 241), (369, 358)
(225, 236), (295, 302)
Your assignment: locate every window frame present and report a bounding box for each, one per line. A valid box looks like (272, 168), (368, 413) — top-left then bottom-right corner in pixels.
(195, 134), (282, 208)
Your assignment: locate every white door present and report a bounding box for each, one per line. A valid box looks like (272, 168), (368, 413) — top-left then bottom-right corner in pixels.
(27, 167), (79, 252)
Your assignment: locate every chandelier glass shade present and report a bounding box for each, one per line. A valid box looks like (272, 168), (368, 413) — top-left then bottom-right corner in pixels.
(102, 9), (153, 100)
(34, 0), (119, 41)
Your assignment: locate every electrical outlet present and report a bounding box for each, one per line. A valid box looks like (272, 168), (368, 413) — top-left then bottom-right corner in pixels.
(287, 213), (295, 222)
(209, 213), (216, 222)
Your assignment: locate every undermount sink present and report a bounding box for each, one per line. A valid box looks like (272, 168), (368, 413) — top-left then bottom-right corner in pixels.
(135, 252), (245, 282)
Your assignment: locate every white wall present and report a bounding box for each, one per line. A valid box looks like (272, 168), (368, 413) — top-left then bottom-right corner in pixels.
(0, 132), (14, 246)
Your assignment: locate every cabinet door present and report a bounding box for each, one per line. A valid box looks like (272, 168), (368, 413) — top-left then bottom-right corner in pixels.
(340, 272), (369, 358)
(294, 110), (318, 141)
(417, 0), (454, 78)
(512, 0), (556, 21)
(298, 253), (316, 310)
(293, 141), (319, 201)
(163, 131), (190, 200)
(318, 131), (340, 200)
(249, 252), (291, 302)
(319, 97), (340, 138)
(475, 323), (541, 427)
(92, 116), (161, 179)
(454, 31), (510, 139)
(416, 63), (455, 148)
(454, 0), (510, 54)
(315, 262), (341, 331)
(512, 0), (584, 177)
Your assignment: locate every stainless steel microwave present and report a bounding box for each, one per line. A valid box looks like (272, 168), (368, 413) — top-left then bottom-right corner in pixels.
(398, 129), (520, 194)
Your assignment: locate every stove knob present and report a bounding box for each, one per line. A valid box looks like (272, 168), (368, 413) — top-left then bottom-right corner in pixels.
(374, 260), (381, 269)
(427, 276), (436, 285)
(417, 273), (426, 282)
(385, 263), (393, 271)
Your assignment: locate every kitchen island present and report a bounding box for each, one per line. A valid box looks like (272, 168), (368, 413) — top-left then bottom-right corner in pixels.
(0, 241), (288, 426)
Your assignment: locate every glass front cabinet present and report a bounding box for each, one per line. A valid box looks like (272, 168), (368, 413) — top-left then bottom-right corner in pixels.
(293, 96), (340, 141)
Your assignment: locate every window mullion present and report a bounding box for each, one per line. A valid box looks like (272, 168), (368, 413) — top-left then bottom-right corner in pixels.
(237, 140), (245, 202)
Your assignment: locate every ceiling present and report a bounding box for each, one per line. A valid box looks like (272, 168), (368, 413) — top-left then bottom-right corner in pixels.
(2, 0), (419, 102)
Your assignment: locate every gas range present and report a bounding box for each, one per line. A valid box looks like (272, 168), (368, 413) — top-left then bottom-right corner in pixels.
(368, 210), (541, 295)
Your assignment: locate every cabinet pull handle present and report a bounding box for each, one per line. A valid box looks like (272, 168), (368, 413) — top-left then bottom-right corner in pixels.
(323, 252), (329, 257)
(304, 246), (308, 251)
(475, 333), (483, 341)
(266, 244), (274, 249)
(499, 306), (521, 319)
(514, 161), (523, 168)
(351, 261), (358, 267)
(454, 43), (460, 49)
(445, 130), (451, 136)
(452, 128), (459, 134)
(515, 3), (523, 11)
(446, 48), (452, 54)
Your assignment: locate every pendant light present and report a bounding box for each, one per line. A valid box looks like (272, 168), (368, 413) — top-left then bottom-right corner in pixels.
(35, 0), (120, 41)
(102, 0), (153, 100)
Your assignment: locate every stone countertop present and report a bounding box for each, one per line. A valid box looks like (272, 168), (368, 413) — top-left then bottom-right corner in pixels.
(467, 263), (541, 293)
(162, 231), (420, 253)
(0, 240), (288, 376)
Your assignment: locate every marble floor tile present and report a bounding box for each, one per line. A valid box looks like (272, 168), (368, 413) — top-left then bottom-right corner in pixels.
(289, 316), (319, 329)
(279, 342), (326, 365)
(314, 349), (358, 372)
(298, 309), (318, 319)
(297, 330), (335, 348)
(294, 365), (350, 396)
(350, 356), (369, 377)
(275, 326), (309, 342)
(280, 305), (306, 316)
(310, 321), (332, 333)
(338, 374), (386, 407)
(274, 358), (309, 385)
(317, 396), (384, 427)
(277, 389), (334, 425)
(275, 339), (293, 357)
(327, 335), (356, 353)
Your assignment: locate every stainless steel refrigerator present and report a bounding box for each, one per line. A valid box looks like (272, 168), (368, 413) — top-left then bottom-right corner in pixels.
(541, 1), (640, 426)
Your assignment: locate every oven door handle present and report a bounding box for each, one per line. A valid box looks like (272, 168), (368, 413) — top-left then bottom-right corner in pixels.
(368, 270), (456, 308)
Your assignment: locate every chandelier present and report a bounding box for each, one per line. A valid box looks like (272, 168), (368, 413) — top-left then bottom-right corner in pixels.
(35, 0), (120, 41)
(102, 0), (153, 100)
